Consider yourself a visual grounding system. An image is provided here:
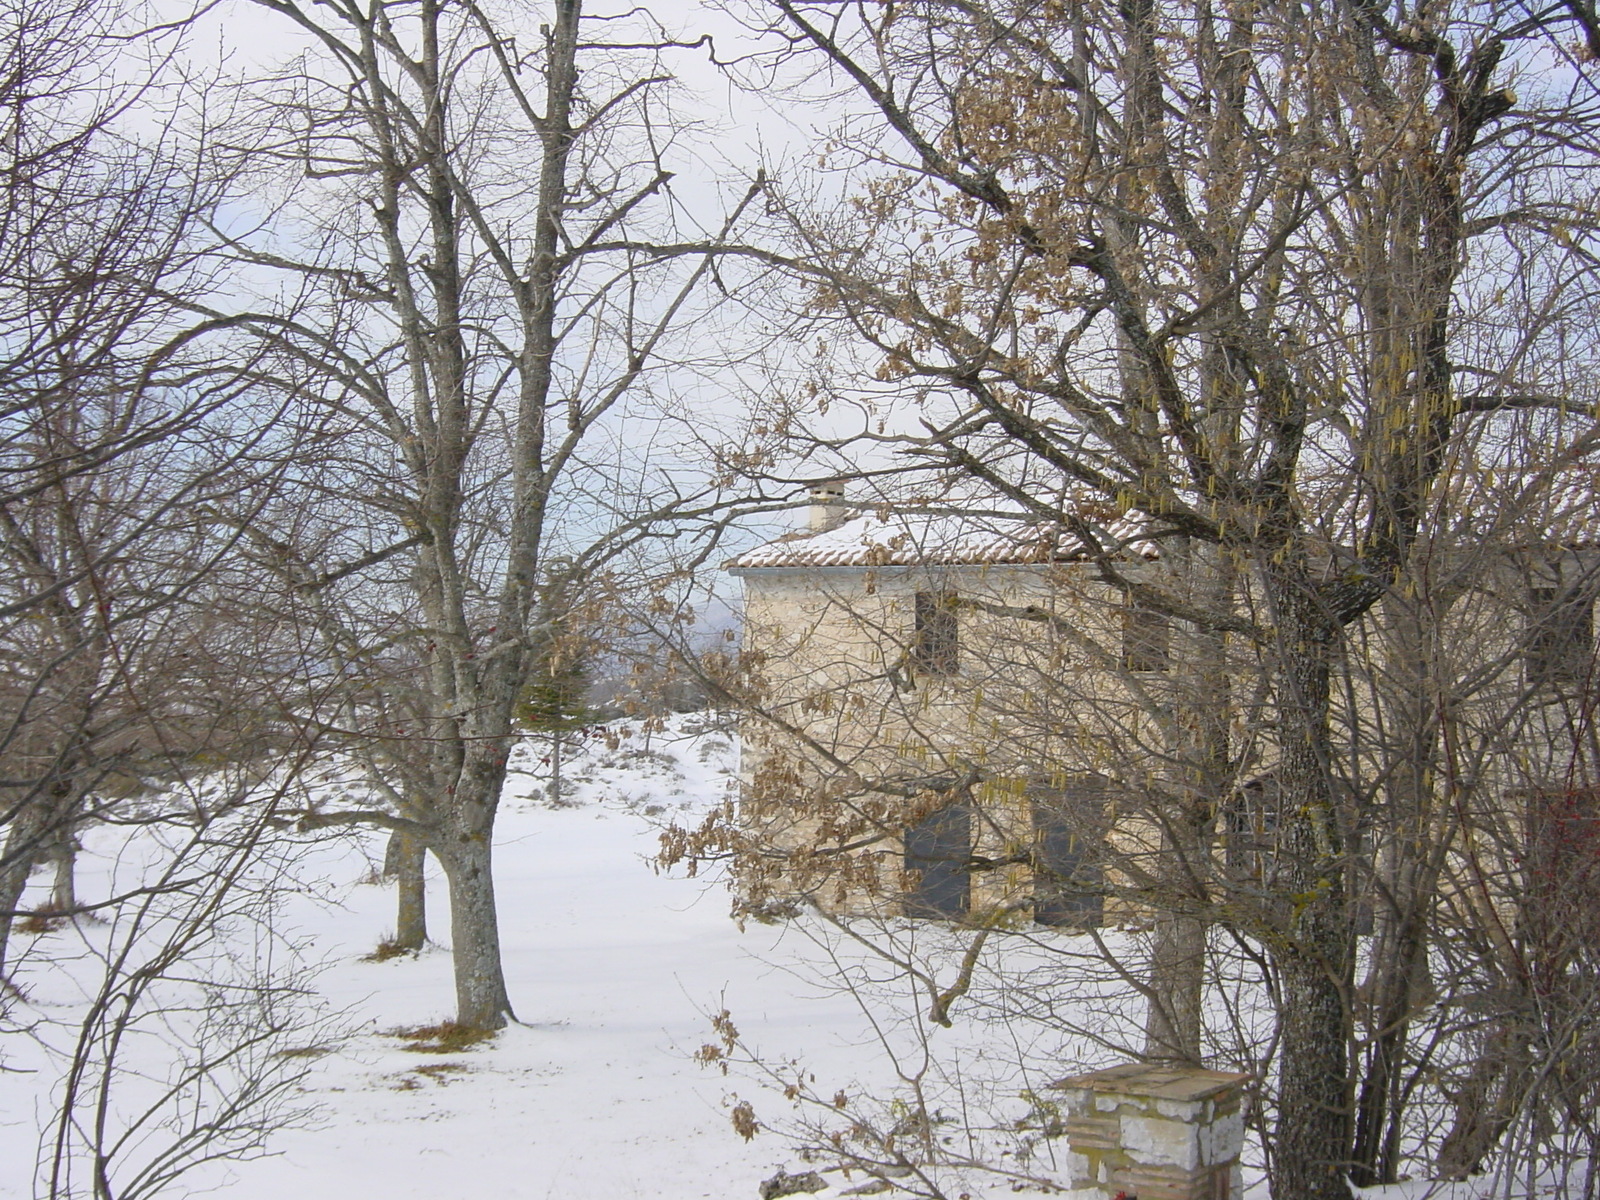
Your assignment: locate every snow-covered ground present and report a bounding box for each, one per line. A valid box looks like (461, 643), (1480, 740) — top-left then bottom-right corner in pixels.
(2, 715), (985, 1200)
(1, 715), (1568, 1200)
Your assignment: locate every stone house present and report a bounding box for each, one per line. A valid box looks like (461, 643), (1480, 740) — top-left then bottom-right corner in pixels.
(725, 481), (1600, 927)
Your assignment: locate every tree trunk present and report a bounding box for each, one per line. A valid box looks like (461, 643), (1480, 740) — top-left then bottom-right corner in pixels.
(0, 808), (46, 974)
(0, 853), (32, 976)
(1350, 897), (1429, 1184)
(1144, 906), (1206, 1062)
(1276, 943), (1352, 1200)
(437, 825), (512, 1030)
(389, 829), (427, 951)
(49, 838), (76, 914)
(1268, 573), (1354, 1200)
(1435, 1019), (1534, 1178)
(1144, 540), (1231, 1064)
(547, 732), (563, 805)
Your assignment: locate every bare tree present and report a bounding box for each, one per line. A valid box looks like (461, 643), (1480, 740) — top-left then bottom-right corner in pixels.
(0, 4), (359, 1196)
(29, 756), (340, 1200)
(218, 0), (759, 1029)
(0, 0), (301, 977)
(679, 0), (1600, 1195)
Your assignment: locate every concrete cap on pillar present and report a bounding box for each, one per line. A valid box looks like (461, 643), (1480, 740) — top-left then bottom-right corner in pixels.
(1051, 1064), (1254, 1103)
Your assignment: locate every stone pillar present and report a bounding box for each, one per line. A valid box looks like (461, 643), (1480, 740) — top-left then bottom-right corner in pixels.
(1052, 1063), (1252, 1200)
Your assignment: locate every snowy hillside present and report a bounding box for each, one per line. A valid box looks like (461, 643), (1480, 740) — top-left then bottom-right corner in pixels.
(1, 715), (998, 1200)
(1, 715), (1538, 1200)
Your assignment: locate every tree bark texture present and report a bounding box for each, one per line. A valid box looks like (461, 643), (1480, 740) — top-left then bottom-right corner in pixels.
(48, 838), (76, 914)
(1143, 541), (1234, 1064)
(0, 797), (60, 973)
(1351, 593), (1448, 1185)
(1267, 569), (1354, 1200)
(437, 808), (512, 1030)
(1435, 1022), (1534, 1179)
(389, 829), (427, 952)
(0, 814), (40, 974)
(1144, 907), (1207, 1062)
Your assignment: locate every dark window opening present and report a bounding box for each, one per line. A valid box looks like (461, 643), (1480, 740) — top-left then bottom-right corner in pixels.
(913, 591), (959, 676)
(1523, 786), (1600, 985)
(1527, 586), (1595, 686)
(1225, 778), (1279, 886)
(1031, 779), (1106, 928)
(904, 803), (971, 919)
(1123, 598), (1171, 673)
(1227, 776), (1374, 933)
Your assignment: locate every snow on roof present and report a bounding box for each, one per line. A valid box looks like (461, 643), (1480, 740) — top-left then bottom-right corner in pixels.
(726, 509), (1156, 570)
(727, 463), (1600, 573)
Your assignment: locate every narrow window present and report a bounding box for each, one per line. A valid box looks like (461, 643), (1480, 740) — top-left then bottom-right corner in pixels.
(1122, 597), (1171, 673)
(1527, 586), (1594, 685)
(913, 591), (959, 675)
(1523, 787), (1600, 969)
(1225, 778), (1278, 885)
(1031, 779), (1106, 928)
(903, 803), (971, 919)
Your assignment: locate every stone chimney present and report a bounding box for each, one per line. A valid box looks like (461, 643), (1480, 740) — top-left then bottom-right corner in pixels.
(807, 479), (849, 533)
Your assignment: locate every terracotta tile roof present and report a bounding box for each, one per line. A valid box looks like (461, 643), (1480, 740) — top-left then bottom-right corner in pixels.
(727, 464), (1600, 572)
(727, 511), (1157, 570)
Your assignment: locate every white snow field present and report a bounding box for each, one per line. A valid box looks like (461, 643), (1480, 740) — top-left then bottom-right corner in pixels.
(2, 715), (1000, 1200)
(0, 715), (1559, 1200)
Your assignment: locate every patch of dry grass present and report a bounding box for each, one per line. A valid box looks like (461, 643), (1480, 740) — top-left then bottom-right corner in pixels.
(388, 1022), (497, 1054)
(275, 1043), (335, 1060)
(413, 1061), (470, 1081)
(362, 938), (421, 963)
(16, 911), (68, 934)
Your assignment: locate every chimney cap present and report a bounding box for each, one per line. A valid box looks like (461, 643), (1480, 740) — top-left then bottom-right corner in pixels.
(806, 479), (851, 533)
